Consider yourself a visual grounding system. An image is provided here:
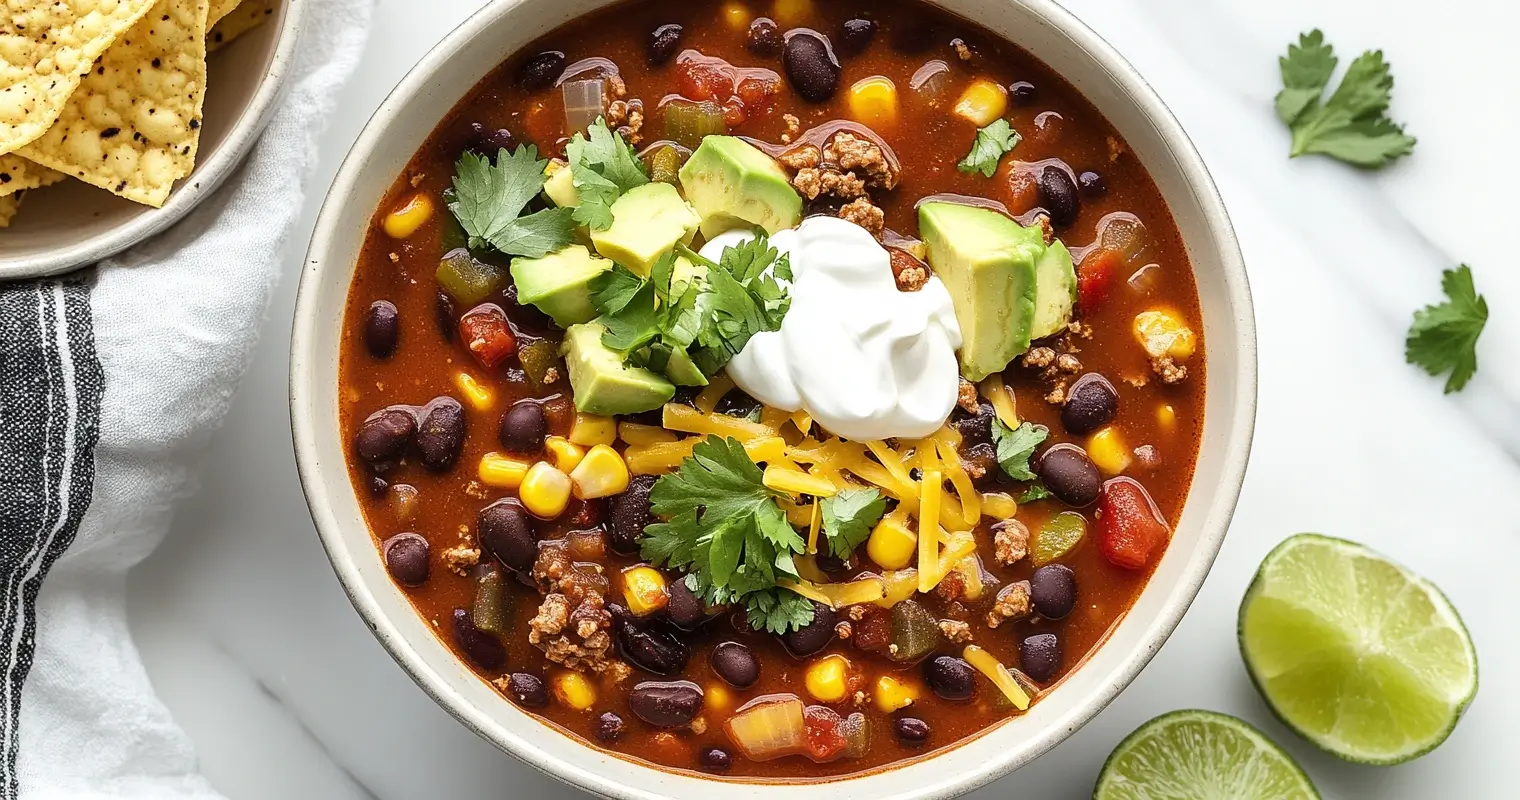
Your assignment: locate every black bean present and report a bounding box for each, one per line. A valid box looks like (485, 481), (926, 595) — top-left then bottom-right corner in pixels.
(747, 18), (781, 56)
(627, 680), (704, 728)
(700, 747), (732, 772)
(435, 291), (457, 342)
(894, 717), (931, 745)
(499, 401), (549, 454)
(781, 600), (836, 657)
(517, 51), (566, 91)
(452, 608), (506, 670)
(782, 30), (841, 103)
(1078, 170), (1106, 197)
(468, 122), (516, 158)
(1029, 564), (1078, 620)
(608, 474), (657, 556)
(355, 409), (416, 465)
(593, 711), (626, 742)
(1036, 444), (1102, 507)
(505, 672), (549, 708)
(1020, 632), (1063, 683)
(709, 641), (760, 688)
(614, 615), (691, 676)
(364, 300), (399, 358)
(647, 23), (683, 66)
(478, 499), (537, 573)
(1038, 165), (1081, 228)
(924, 655), (976, 701)
(1008, 81), (1038, 106)
(416, 398), (466, 471)
(1062, 373), (1119, 435)
(950, 401), (996, 447)
(714, 389), (762, 419)
(665, 578), (706, 630)
(382, 533), (430, 586)
(835, 18), (877, 57)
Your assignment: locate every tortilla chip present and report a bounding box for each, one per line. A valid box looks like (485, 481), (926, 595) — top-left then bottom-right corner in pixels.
(0, 0), (161, 154)
(208, 0), (276, 53)
(208, 0), (243, 27)
(0, 191), (24, 228)
(0, 154), (64, 198)
(17, 0), (211, 207)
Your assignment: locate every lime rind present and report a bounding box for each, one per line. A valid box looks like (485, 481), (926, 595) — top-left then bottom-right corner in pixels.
(1238, 533), (1478, 765)
(1093, 709), (1319, 800)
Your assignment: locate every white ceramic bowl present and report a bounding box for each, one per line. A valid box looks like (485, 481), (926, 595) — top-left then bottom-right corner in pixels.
(292, 1), (1256, 797)
(0, 0), (308, 280)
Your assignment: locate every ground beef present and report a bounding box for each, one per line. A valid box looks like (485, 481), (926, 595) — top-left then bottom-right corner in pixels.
(993, 519), (1030, 566)
(957, 379), (979, 414)
(1022, 347), (1057, 369)
(986, 581), (1032, 628)
(823, 132), (898, 190)
(1037, 215), (1054, 245)
(838, 197), (884, 235)
(952, 39), (973, 62)
(1151, 355), (1188, 384)
(888, 247), (930, 292)
(834, 621), (853, 640)
(934, 569), (967, 603)
(938, 619), (973, 644)
(781, 113), (801, 144)
(528, 591), (616, 673)
(1044, 382), (1068, 405)
(778, 144), (821, 170)
(441, 544), (480, 576)
(1053, 353), (1082, 374)
(793, 167), (867, 200)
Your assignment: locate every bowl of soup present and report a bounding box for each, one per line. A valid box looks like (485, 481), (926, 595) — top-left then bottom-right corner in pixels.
(291, 0), (1256, 796)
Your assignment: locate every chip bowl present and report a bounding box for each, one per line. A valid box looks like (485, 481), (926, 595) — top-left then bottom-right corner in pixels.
(291, 0), (1257, 797)
(0, 0), (308, 280)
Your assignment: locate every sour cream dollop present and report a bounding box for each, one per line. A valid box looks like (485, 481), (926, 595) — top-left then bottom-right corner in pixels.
(703, 216), (962, 441)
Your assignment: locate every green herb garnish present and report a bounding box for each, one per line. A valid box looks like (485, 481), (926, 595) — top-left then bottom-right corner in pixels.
(991, 419), (1049, 481)
(957, 119), (1021, 178)
(1275, 30), (1415, 168)
(447, 145), (577, 258)
(566, 118), (649, 230)
(679, 234), (792, 376)
(1406, 265), (1487, 393)
(820, 488), (888, 560)
(1018, 483), (1053, 503)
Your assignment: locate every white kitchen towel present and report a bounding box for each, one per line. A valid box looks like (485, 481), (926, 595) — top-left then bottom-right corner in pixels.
(0, 0), (374, 796)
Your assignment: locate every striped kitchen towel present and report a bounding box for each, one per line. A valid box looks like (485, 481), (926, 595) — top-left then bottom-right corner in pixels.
(0, 0), (373, 796)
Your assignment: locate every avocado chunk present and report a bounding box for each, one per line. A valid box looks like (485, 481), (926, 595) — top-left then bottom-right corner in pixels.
(661, 347), (708, 387)
(919, 201), (1045, 381)
(679, 136), (803, 238)
(562, 323), (676, 416)
(509, 245), (611, 329)
(543, 162), (579, 208)
(1029, 240), (1076, 341)
(590, 182), (701, 277)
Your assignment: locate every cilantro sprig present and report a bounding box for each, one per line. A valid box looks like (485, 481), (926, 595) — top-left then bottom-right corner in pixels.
(1406, 265), (1487, 393)
(820, 489), (888, 560)
(640, 437), (814, 633)
(678, 235), (793, 375)
(566, 118), (649, 230)
(957, 119), (1021, 178)
(447, 145), (577, 258)
(590, 254), (703, 373)
(1275, 30), (1416, 168)
(991, 419), (1049, 481)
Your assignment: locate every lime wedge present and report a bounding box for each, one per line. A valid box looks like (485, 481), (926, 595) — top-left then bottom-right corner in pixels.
(1094, 709), (1318, 799)
(1239, 534), (1478, 765)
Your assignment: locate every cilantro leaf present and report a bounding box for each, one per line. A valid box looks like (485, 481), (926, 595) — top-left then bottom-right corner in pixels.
(820, 489), (887, 560)
(588, 264), (646, 316)
(746, 589), (818, 635)
(1018, 483), (1053, 503)
(1406, 265), (1487, 393)
(447, 146), (577, 258)
(991, 419), (1049, 481)
(566, 118), (649, 230)
(1276, 30), (1415, 168)
(957, 119), (1021, 178)
(680, 234), (792, 375)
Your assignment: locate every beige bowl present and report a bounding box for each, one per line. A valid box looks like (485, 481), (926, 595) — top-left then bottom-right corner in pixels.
(0, 0), (308, 280)
(292, 1), (1257, 797)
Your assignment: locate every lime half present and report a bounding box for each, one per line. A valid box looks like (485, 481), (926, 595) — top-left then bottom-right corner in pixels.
(1094, 709), (1319, 799)
(1239, 534), (1478, 764)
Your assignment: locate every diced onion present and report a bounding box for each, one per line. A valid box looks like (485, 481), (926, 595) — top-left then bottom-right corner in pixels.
(725, 696), (807, 761)
(562, 78), (607, 133)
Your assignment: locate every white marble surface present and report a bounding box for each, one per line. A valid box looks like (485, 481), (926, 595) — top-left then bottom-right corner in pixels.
(125, 0), (1519, 797)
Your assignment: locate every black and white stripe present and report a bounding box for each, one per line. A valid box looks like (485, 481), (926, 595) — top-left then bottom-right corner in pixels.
(0, 277), (103, 797)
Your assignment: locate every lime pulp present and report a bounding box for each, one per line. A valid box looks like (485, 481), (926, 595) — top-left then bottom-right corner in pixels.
(1094, 709), (1319, 799)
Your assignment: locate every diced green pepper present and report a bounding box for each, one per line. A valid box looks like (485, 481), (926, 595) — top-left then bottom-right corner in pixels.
(437, 248), (506, 305)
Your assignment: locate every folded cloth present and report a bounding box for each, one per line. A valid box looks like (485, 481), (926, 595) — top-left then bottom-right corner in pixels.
(0, 0), (374, 796)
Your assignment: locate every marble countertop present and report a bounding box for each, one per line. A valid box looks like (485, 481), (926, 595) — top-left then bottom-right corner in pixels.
(125, 0), (1519, 797)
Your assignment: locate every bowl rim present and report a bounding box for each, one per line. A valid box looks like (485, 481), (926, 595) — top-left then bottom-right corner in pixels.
(291, 0), (1257, 796)
(0, 0), (310, 280)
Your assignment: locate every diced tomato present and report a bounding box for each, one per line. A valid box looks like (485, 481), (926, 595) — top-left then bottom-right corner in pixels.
(801, 705), (847, 763)
(1097, 477), (1170, 570)
(678, 59), (731, 101)
(458, 304), (517, 368)
(721, 96), (746, 127)
(675, 51), (781, 129)
(1077, 247), (1121, 314)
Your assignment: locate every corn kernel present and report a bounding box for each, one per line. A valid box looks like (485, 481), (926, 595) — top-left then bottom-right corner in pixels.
(848, 76), (899, 127)
(478, 452), (531, 489)
(722, 1), (750, 30)
(621, 565), (669, 616)
(618, 421), (678, 446)
(953, 79), (1009, 128)
(570, 444), (631, 499)
(1157, 404), (1177, 430)
(873, 675), (919, 713)
(805, 655), (851, 703)
(867, 515), (917, 570)
(382, 193), (433, 239)
(453, 372), (494, 411)
(545, 436), (586, 472)
(568, 413), (617, 446)
(519, 461), (572, 519)
(981, 492), (1018, 520)
(763, 465), (838, 497)
(1087, 426), (1132, 475)
(552, 671), (597, 711)
(772, 0), (811, 24)
(1133, 310), (1197, 360)
(706, 683), (733, 713)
